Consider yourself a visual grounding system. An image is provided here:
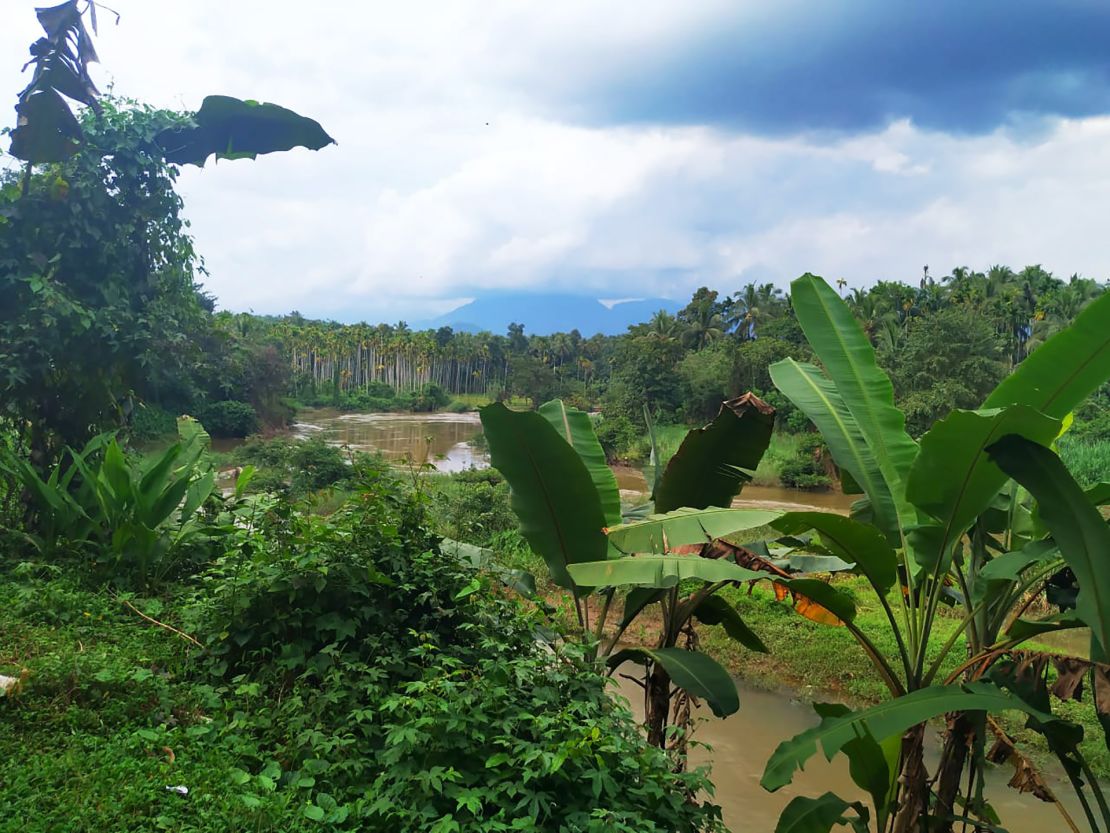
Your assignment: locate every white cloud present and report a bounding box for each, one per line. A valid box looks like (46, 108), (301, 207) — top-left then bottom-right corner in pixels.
(2, 2), (1108, 322)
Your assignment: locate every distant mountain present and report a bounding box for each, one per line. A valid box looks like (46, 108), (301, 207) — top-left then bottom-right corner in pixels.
(420, 293), (682, 336)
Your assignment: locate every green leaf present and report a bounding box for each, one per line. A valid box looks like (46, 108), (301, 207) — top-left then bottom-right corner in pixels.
(772, 512), (897, 595)
(606, 507), (780, 554)
(619, 587), (665, 630)
(907, 406), (1060, 571)
(777, 274), (919, 542)
(984, 291), (1110, 418)
(762, 681), (1065, 792)
(568, 555), (764, 589)
(608, 646), (739, 717)
(303, 804), (326, 822)
(692, 595), (769, 653)
(812, 703), (896, 826)
(770, 359), (904, 544)
(156, 96), (336, 167)
(774, 792), (854, 833)
(653, 394), (775, 513)
(539, 399), (621, 527)
(789, 275), (917, 479)
(479, 403), (608, 590)
(989, 435), (1110, 658)
(1007, 612), (1086, 643)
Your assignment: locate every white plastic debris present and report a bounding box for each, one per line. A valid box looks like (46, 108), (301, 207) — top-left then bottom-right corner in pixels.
(0, 675), (18, 695)
(165, 786), (189, 796)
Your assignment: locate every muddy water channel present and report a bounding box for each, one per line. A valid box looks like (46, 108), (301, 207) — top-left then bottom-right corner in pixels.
(615, 678), (1082, 833)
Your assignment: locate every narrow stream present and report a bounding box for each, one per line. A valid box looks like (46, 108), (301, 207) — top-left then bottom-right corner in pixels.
(615, 677), (1083, 833)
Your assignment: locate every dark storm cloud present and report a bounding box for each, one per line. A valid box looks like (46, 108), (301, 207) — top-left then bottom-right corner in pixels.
(569, 0), (1110, 133)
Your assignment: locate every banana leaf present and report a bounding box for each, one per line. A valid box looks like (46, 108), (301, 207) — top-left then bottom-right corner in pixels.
(607, 646), (739, 717)
(539, 399), (621, 527)
(605, 506), (780, 553)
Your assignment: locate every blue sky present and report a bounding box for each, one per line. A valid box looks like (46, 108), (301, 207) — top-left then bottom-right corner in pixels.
(4, 1), (1110, 322)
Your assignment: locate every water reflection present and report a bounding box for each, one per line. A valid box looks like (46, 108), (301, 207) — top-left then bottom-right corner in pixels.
(290, 408), (488, 473)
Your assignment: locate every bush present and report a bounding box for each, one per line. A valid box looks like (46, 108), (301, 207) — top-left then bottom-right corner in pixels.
(198, 400), (259, 438)
(234, 436), (351, 495)
(189, 473), (724, 831)
(594, 413), (646, 463)
(778, 434), (832, 490)
(129, 402), (178, 441)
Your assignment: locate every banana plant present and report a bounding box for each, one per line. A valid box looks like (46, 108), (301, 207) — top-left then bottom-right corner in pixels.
(761, 274), (1110, 832)
(480, 394), (783, 752)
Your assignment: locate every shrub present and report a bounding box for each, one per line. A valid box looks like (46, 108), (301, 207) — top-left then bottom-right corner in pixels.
(777, 434), (832, 490)
(190, 473), (724, 831)
(129, 402), (178, 441)
(198, 400), (259, 438)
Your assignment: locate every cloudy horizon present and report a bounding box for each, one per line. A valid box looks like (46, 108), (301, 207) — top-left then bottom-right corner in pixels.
(4, 0), (1110, 322)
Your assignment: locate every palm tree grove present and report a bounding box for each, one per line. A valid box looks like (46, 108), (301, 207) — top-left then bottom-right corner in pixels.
(4, 3), (1110, 832)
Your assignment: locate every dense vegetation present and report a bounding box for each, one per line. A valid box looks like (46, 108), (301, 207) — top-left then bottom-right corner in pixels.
(6, 5), (1110, 833)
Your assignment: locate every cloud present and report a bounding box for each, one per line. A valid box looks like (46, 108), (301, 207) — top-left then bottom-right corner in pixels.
(2, 2), (1109, 323)
(569, 0), (1110, 134)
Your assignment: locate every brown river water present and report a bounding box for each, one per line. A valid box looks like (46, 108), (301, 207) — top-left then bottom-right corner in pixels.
(276, 409), (1083, 830)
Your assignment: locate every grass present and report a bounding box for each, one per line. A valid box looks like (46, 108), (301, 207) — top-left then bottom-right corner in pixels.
(751, 432), (804, 487)
(0, 572), (307, 832)
(1058, 437), (1110, 488)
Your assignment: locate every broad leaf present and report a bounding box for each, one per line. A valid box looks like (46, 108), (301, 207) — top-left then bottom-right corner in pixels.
(480, 403), (607, 589)
(762, 682), (1064, 792)
(605, 507), (780, 554)
(770, 359), (904, 545)
(693, 595), (769, 653)
(1007, 612), (1086, 643)
(984, 291), (1110, 418)
(786, 274), (919, 538)
(775, 792), (859, 833)
(989, 435), (1110, 658)
(568, 555), (764, 589)
(653, 393), (775, 513)
(813, 702), (897, 827)
(772, 512), (897, 595)
(539, 399), (621, 527)
(608, 646), (739, 717)
(156, 96), (336, 167)
(906, 406), (1060, 572)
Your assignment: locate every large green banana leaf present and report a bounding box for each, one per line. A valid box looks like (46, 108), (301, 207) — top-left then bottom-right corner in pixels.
(773, 793), (862, 833)
(906, 406), (1060, 571)
(989, 434), (1110, 658)
(480, 403), (608, 590)
(769, 359), (903, 544)
(984, 291), (1110, 416)
(608, 646), (739, 717)
(605, 507), (780, 553)
(539, 399), (622, 527)
(762, 681), (1064, 792)
(653, 394), (775, 513)
(568, 555), (764, 588)
(772, 512), (897, 595)
(787, 274), (919, 538)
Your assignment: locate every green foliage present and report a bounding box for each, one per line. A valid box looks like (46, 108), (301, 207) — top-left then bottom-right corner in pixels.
(881, 306), (1009, 436)
(776, 434), (832, 490)
(128, 401), (179, 441)
(1, 100), (205, 458)
(198, 400), (259, 438)
(234, 436), (352, 496)
(0, 418), (219, 588)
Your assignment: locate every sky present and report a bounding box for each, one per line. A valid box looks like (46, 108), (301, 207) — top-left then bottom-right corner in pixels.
(4, 0), (1110, 322)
